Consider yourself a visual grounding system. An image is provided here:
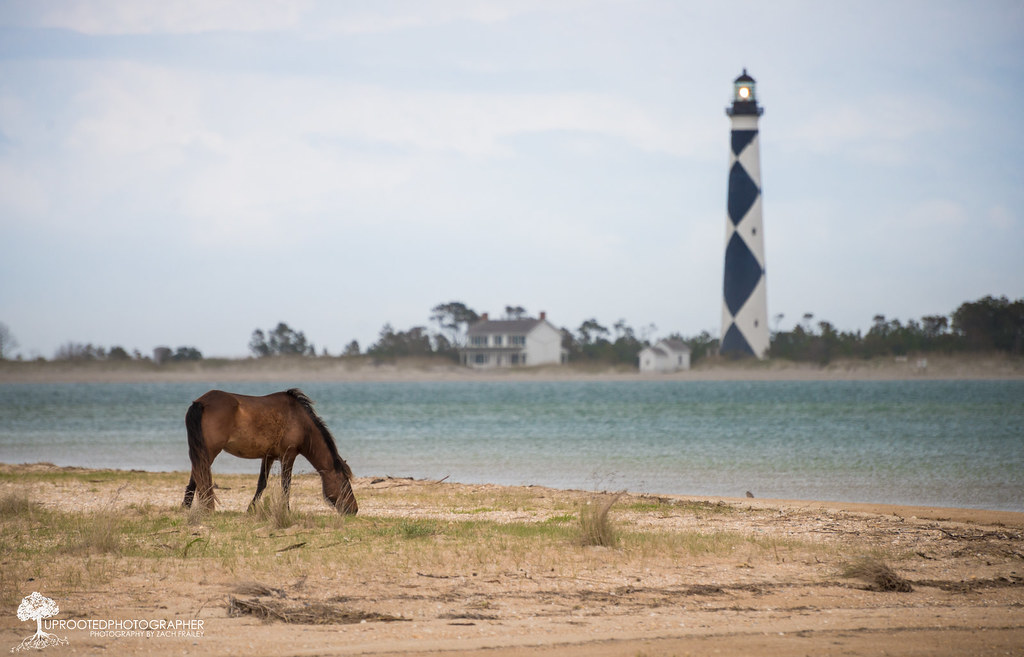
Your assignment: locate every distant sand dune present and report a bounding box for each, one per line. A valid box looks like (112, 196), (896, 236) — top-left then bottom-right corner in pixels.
(1, 353), (1021, 383)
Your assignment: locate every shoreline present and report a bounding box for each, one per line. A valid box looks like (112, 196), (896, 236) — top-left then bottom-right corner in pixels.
(3, 462), (1021, 523)
(1, 353), (1022, 383)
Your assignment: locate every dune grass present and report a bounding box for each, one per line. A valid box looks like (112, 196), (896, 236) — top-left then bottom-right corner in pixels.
(577, 493), (622, 547)
(841, 555), (914, 592)
(249, 485), (294, 530)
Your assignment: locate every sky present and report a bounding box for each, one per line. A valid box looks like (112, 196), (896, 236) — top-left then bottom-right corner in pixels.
(1, 1), (1022, 359)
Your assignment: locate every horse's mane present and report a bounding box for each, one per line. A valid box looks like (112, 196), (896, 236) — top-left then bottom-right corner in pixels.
(286, 388), (353, 479)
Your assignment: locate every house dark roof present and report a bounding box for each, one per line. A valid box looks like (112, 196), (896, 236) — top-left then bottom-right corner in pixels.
(467, 318), (542, 336)
(660, 338), (690, 352)
(642, 339), (692, 354)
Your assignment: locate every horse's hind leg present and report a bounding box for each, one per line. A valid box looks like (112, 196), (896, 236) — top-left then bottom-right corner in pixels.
(248, 456), (274, 512)
(182, 474), (197, 508)
(185, 400), (217, 510)
(191, 462), (217, 511)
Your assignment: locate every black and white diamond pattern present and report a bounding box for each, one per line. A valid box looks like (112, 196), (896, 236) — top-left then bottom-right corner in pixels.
(721, 123), (768, 359)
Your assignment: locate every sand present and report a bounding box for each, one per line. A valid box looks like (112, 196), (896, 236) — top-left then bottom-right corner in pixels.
(1, 352), (1022, 383)
(0, 465), (1022, 657)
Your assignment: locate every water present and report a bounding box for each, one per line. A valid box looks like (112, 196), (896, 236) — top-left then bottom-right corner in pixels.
(1, 380), (1021, 511)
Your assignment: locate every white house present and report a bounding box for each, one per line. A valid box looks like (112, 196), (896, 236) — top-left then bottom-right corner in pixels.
(461, 312), (567, 368)
(638, 338), (691, 373)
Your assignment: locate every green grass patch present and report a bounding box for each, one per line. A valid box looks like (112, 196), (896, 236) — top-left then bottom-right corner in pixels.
(622, 501), (668, 513)
(0, 467), (183, 487)
(451, 507), (498, 515)
(396, 519), (441, 539)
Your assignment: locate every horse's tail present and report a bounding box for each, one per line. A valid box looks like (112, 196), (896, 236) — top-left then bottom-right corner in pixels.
(186, 400), (216, 509)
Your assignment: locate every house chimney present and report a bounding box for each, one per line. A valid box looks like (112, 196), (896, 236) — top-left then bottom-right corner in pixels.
(539, 311), (546, 321)
(481, 312), (489, 321)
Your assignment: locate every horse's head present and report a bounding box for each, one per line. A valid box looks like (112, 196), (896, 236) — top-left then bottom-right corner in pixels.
(323, 459), (358, 515)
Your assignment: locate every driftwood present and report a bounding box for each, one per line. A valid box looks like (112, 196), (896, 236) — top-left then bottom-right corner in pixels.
(227, 596), (407, 625)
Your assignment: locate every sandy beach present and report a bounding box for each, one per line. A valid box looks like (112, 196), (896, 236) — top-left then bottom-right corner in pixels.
(1, 353), (1023, 384)
(0, 464), (1022, 656)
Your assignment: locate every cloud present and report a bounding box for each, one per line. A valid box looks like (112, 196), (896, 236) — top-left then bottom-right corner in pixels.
(311, 0), (571, 35)
(2, 56), (697, 250)
(276, 81), (699, 159)
(0, 160), (49, 218)
(0, 0), (311, 34)
(777, 94), (948, 165)
(904, 198), (968, 230)
(0, 0), (604, 36)
(988, 205), (1016, 231)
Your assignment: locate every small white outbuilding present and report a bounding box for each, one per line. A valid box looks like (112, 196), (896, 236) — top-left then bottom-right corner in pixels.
(638, 339), (691, 373)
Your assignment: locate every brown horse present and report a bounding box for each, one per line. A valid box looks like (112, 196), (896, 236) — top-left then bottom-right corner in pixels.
(182, 388), (357, 514)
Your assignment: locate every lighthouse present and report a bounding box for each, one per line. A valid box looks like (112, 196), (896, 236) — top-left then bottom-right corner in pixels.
(721, 69), (769, 359)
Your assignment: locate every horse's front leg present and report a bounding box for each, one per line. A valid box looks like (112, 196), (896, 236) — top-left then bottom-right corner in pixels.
(247, 456), (274, 512)
(280, 452), (297, 511)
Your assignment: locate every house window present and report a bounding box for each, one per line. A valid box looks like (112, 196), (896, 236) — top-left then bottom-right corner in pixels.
(470, 336), (487, 346)
(510, 335), (526, 346)
(473, 354), (488, 364)
(493, 335), (503, 346)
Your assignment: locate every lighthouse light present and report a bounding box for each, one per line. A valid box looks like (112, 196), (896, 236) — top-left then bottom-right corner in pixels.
(738, 86), (750, 99)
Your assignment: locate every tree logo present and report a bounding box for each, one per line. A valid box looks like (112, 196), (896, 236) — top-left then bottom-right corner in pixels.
(11, 592), (68, 652)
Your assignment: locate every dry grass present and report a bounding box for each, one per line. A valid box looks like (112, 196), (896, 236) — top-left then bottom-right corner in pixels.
(841, 555), (914, 592)
(232, 581), (286, 598)
(0, 491), (35, 517)
(577, 493), (622, 547)
(249, 485), (294, 530)
(58, 510), (123, 555)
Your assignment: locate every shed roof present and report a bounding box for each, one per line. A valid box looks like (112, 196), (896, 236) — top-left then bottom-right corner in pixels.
(659, 338), (691, 353)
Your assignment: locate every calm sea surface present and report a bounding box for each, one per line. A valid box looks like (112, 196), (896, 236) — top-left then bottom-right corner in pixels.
(0, 380), (1021, 511)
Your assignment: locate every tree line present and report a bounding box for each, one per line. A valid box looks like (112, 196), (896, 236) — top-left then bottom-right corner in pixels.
(1, 295), (1020, 365)
(43, 342), (202, 363)
(356, 296), (1023, 365)
(769, 295), (1024, 363)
